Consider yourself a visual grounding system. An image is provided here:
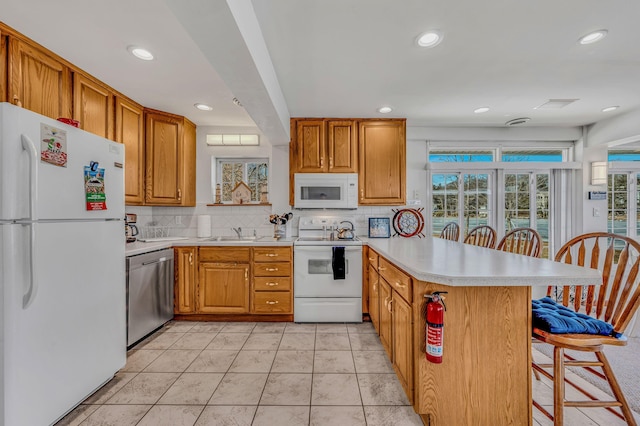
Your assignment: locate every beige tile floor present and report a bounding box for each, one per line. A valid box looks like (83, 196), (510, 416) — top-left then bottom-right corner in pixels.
(55, 321), (424, 426)
(55, 320), (640, 426)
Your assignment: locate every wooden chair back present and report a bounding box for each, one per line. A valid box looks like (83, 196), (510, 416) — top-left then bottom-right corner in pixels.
(439, 222), (460, 242)
(496, 227), (542, 258)
(463, 225), (497, 248)
(549, 232), (640, 335)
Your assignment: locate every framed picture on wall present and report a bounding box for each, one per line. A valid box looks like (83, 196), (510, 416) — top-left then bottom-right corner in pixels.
(368, 217), (391, 238)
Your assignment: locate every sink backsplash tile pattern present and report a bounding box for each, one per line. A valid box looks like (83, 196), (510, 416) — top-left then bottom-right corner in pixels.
(125, 205), (397, 239)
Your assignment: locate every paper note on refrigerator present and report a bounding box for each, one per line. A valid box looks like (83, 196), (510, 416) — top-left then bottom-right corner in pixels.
(40, 123), (68, 167)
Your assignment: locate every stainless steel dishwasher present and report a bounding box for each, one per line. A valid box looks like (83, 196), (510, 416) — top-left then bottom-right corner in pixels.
(126, 248), (174, 347)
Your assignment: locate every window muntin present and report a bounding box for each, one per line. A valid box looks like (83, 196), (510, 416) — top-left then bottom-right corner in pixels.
(431, 174), (459, 237)
(608, 173), (629, 236)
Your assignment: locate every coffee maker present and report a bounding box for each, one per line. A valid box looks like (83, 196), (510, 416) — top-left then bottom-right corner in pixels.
(125, 213), (138, 243)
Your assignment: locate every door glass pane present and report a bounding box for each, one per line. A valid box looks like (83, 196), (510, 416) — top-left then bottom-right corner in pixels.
(637, 174), (640, 236)
(432, 174), (459, 236)
(463, 173), (491, 237)
(504, 173), (531, 231)
(608, 174), (628, 236)
(536, 173), (550, 259)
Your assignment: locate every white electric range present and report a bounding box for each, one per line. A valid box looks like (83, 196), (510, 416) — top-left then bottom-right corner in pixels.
(293, 217), (363, 323)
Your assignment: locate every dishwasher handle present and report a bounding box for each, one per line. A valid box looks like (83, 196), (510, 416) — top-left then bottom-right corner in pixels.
(142, 257), (169, 266)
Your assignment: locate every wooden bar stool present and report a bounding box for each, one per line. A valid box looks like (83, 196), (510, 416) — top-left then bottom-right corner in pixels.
(532, 232), (640, 425)
(463, 225), (497, 248)
(496, 227), (542, 257)
(439, 222), (460, 242)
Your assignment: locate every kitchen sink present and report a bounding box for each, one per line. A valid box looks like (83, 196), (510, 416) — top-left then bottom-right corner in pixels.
(208, 236), (263, 242)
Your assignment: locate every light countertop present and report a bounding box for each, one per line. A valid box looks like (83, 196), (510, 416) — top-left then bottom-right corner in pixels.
(366, 237), (601, 287)
(125, 237), (295, 257)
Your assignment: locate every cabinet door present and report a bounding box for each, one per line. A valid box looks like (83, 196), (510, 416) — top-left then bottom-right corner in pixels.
(378, 278), (392, 358)
(174, 247), (197, 314)
(73, 73), (114, 139)
(392, 293), (413, 403)
(8, 37), (71, 119)
(294, 119), (326, 172)
(198, 263), (249, 313)
(115, 96), (145, 205)
(358, 120), (406, 205)
(1, 31), (7, 103)
(368, 264), (380, 333)
(145, 111), (184, 205)
(327, 120), (357, 172)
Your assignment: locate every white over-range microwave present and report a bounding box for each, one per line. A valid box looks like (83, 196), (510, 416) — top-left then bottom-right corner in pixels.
(294, 173), (358, 209)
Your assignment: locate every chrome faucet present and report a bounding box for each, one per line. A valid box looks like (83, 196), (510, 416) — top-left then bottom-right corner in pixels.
(232, 227), (242, 238)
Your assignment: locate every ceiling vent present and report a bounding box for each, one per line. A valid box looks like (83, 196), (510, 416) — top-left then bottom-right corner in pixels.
(505, 117), (531, 126)
(535, 99), (578, 109)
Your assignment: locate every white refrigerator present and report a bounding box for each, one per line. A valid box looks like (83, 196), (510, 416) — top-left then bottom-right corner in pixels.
(0, 103), (126, 426)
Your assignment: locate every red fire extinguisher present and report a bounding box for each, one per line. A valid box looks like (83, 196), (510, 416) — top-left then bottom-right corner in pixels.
(425, 291), (447, 363)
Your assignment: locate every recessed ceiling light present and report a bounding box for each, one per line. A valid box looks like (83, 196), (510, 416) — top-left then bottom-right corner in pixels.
(602, 105), (619, 112)
(416, 31), (443, 48)
(127, 46), (154, 61)
(194, 103), (213, 111)
(578, 30), (608, 45)
(377, 106), (393, 114)
(474, 107), (490, 114)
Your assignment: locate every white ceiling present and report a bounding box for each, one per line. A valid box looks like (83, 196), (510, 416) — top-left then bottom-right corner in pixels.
(3, 1), (640, 143)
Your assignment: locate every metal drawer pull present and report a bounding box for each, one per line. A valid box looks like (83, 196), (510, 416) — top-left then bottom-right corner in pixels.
(265, 253), (278, 257)
(266, 300), (279, 305)
(368, 257), (375, 261)
(266, 282), (279, 286)
(395, 281), (406, 288)
(265, 267), (279, 272)
(378, 266), (387, 271)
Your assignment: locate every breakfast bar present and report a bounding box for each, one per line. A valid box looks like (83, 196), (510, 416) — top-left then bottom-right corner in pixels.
(366, 237), (601, 426)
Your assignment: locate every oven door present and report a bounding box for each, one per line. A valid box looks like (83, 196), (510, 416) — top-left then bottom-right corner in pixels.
(293, 245), (362, 297)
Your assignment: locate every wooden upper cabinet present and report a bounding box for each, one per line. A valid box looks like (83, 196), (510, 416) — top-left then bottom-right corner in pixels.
(144, 109), (196, 206)
(115, 96), (145, 205)
(0, 30), (7, 103)
(291, 118), (357, 173)
(358, 119), (406, 205)
(7, 37), (71, 119)
(73, 73), (114, 139)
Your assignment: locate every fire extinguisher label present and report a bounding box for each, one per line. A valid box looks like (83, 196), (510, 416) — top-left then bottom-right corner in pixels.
(426, 323), (444, 356)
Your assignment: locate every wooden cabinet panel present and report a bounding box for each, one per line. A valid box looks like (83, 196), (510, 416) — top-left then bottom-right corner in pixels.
(115, 96), (145, 205)
(254, 276), (291, 291)
(174, 247), (197, 314)
(294, 119), (325, 172)
(73, 73), (114, 139)
(379, 258), (412, 303)
(1, 31), (7, 103)
(369, 264), (380, 333)
(253, 262), (291, 277)
(392, 293), (413, 403)
(253, 247), (292, 262)
(327, 120), (358, 172)
(8, 37), (71, 119)
(379, 278), (392, 358)
(198, 262), (249, 313)
(252, 291), (292, 313)
(199, 247), (251, 263)
(358, 120), (406, 205)
(144, 110), (196, 206)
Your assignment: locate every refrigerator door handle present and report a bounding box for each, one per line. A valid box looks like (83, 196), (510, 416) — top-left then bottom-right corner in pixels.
(23, 222), (38, 308)
(21, 134), (39, 221)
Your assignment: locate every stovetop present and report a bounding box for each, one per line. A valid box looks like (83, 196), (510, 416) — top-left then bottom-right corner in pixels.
(294, 236), (362, 246)
(295, 216), (362, 246)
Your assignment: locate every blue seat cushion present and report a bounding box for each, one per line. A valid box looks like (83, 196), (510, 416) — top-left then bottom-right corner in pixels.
(532, 297), (620, 337)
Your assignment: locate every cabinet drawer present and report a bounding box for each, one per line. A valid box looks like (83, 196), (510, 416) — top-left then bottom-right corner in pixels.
(199, 247), (250, 262)
(254, 277), (292, 291)
(254, 247), (291, 262)
(252, 291), (292, 313)
(253, 262), (291, 277)
(379, 258), (412, 302)
(368, 250), (379, 270)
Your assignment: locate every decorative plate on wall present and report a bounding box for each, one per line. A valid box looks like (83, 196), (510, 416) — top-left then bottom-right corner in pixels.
(392, 208), (425, 238)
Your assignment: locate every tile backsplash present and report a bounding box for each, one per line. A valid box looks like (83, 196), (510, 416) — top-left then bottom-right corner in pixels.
(124, 204), (403, 239)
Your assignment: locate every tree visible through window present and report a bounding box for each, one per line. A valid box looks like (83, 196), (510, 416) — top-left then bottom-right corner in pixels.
(217, 158), (268, 203)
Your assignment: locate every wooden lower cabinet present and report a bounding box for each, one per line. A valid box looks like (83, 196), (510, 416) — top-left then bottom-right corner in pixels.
(378, 279), (392, 358)
(392, 292), (413, 403)
(368, 264), (380, 332)
(252, 247), (293, 314)
(198, 262), (249, 314)
(174, 247), (197, 314)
